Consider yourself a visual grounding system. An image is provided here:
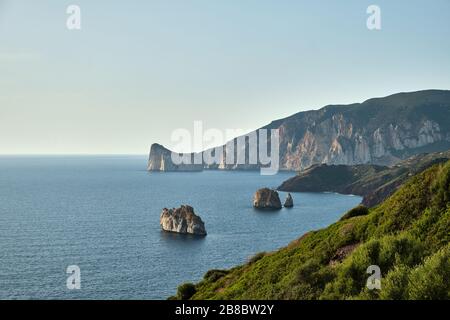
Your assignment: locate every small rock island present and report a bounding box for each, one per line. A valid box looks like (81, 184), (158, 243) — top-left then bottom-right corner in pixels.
(253, 188), (282, 210)
(284, 193), (294, 208)
(160, 205), (207, 236)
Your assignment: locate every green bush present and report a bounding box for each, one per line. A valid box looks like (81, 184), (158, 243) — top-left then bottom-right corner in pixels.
(321, 234), (425, 299)
(431, 161), (450, 208)
(340, 205), (369, 221)
(376, 234), (425, 269)
(407, 244), (450, 300)
(379, 265), (411, 300)
(203, 269), (229, 282)
(177, 283), (197, 300)
(295, 258), (334, 291)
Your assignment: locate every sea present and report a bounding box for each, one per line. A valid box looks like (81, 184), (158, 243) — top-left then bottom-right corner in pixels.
(0, 156), (361, 299)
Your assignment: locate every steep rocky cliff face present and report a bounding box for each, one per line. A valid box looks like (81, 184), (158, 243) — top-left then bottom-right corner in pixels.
(147, 143), (203, 171)
(274, 90), (450, 170)
(148, 90), (450, 171)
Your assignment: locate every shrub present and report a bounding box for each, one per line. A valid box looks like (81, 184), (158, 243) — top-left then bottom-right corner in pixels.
(376, 234), (425, 270)
(379, 265), (411, 300)
(431, 162), (450, 208)
(297, 259), (327, 282)
(340, 205), (369, 221)
(322, 234), (425, 299)
(177, 283), (197, 300)
(203, 269), (229, 282)
(407, 244), (450, 300)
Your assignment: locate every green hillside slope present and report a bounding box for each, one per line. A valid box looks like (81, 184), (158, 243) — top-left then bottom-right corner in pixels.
(175, 161), (450, 300)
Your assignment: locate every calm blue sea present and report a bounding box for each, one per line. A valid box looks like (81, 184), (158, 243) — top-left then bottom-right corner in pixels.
(0, 156), (361, 299)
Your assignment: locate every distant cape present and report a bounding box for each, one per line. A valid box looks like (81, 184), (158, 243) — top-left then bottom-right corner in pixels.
(148, 90), (450, 172)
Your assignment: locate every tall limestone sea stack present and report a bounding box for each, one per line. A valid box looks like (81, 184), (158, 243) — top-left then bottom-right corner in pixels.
(148, 90), (450, 172)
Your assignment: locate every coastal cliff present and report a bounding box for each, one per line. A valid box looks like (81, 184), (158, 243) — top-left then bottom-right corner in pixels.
(148, 90), (450, 172)
(147, 144), (203, 172)
(278, 150), (450, 207)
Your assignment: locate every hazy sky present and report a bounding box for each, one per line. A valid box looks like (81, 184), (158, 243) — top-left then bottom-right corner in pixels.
(0, 0), (449, 154)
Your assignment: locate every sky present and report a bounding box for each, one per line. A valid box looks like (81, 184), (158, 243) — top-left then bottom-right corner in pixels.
(0, 0), (449, 154)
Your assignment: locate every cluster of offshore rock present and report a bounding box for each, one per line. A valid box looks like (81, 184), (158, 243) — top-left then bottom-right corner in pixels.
(158, 190), (295, 237)
(252, 188), (294, 210)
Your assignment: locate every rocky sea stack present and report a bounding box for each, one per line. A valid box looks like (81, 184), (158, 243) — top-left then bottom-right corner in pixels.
(284, 193), (294, 208)
(160, 205), (207, 236)
(253, 188), (282, 210)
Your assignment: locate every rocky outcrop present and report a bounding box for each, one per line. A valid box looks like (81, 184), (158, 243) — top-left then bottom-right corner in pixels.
(148, 144), (203, 172)
(160, 205), (207, 236)
(284, 193), (294, 208)
(253, 188), (282, 210)
(148, 90), (450, 172)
